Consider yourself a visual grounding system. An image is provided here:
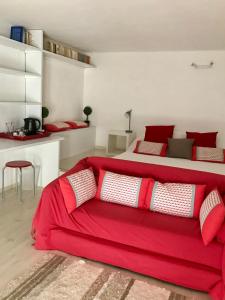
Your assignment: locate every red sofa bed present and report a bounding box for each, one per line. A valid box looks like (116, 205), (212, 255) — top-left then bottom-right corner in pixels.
(32, 156), (225, 299)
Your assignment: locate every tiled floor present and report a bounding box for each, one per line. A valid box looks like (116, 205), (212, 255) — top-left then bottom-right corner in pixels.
(0, 151), (210, 299)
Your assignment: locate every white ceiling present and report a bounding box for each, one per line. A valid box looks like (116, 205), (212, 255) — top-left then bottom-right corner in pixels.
(0, 0), (225, 52)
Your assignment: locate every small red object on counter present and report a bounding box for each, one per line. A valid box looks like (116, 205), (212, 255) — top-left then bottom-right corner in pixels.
(0, 131), (51, 141)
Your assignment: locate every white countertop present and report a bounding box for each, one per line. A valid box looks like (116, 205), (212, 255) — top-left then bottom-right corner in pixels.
(0, 135), (64, 153)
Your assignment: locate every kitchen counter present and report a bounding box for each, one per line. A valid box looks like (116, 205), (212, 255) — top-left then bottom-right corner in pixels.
(0, 136), (64, 189)
(0, 135), (63, 153)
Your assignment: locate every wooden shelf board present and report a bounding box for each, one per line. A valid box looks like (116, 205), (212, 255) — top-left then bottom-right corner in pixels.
(0, 35), (40, 52)
(43, 50), (95, 68)
(0, 67), (41, 78)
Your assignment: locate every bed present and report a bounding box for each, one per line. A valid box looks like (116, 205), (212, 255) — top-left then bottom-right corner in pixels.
(116, 137), (225, 176)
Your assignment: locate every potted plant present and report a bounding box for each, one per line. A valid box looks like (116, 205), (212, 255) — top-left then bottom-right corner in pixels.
(83, 106), (92, 126)
(42, 106), (49, 130)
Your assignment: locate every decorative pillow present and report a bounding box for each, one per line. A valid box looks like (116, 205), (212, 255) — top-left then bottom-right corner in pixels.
(45, 122), (71, 132)
(186, 131), (218, 148)
(146, 181), (206, 218)
(200, 190), (225, 245)
(96, 169), (152, 209)
(59, 168), (97, 214)
(144, 125), (175, 143)
(133, 140), (167, 157)
(65, 121), (88, 129)
(192, 146), (225, 163)
(167, 138), (194, 159)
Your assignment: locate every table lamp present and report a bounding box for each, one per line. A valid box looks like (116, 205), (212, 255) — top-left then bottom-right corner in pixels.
(125, 109), (133, 133)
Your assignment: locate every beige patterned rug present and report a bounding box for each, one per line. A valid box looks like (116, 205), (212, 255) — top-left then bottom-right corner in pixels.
(0, 254), (188, 300)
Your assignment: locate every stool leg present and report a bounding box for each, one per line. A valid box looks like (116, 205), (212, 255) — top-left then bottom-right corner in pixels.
(19, 168), (23, 202)
(32, 165), (35, 197)
(2, 166), (6, 200)
(16, 168), (19, 193)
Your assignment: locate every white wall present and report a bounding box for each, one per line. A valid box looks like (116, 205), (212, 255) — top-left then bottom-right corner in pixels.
(0, 20), (11, 36)
(83, 51), (225, 147)
(43, 56), (84, 123)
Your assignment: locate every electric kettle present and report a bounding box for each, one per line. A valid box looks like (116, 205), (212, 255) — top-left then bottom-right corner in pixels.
(24, 118), (41, 135)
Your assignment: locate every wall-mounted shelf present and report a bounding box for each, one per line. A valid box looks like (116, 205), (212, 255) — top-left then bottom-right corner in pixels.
(0, 35), (40, 52)
(0, 66), (41, 78)
(43, 50), (94, 68)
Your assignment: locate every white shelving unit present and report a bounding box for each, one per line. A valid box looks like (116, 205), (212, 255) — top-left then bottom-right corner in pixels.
(0, 30), (94, 132)
(0, 30), (43, 131)
(0, 66), (41, 78)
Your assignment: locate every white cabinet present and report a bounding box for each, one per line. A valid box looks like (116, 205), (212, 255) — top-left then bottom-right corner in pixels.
(107, 130), (136, 155)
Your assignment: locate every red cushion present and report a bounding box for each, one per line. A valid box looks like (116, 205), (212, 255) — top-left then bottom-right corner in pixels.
(96, 169), (151, 209)
(59, 168), (97, 214)
(71, 198), (223, 270)
(186, 132), (218, 148)
(146, 181), (205, 218)
(6, 160), (32, 168)
(65, 121), (88, 129)
(133, 140), (167, 157)
(45, 122), (71, 132)
(200, 190), (225, 245)
(144, 125), (174, 143)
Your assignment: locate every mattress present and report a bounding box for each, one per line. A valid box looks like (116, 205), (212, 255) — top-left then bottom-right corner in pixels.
(116, 138), (225, 175)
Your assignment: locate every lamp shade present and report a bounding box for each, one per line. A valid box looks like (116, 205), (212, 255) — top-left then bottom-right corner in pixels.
(125, 109), (132, 118)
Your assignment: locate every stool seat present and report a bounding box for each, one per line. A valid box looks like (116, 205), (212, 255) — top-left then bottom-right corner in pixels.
(5, 160), (32, 168)
(2, 160), (35, 201)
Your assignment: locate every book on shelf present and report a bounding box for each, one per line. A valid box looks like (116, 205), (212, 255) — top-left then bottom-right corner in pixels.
(71, 50), (78, 60)
(25, 31), (32, 45)
(78, 52), (90, 64)
(10, 26), (33, 46)
(10, 26), (25, 43)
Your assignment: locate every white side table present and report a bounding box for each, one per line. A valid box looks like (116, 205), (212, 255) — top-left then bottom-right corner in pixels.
(107, 130), (136, 156)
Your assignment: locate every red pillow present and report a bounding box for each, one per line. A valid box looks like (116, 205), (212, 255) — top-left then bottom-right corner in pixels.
(186, 131), (218, 148)
(144, 125), (175, 143)
(59, 168), (97, 214)
(200, 190), (225, 245)
(45, 122), (71, 132)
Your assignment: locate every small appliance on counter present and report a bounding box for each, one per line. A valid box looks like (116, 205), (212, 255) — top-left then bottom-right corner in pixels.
(24, 118), (41, 135)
